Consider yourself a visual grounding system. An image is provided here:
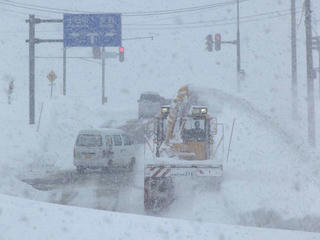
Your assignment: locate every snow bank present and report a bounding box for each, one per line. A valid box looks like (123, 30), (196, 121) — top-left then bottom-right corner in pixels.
(0, 194), (319, 240)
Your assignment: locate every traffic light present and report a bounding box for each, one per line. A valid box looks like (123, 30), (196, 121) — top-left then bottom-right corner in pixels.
(215, 33), (221, 51)
(205, 34), (213, 52)
(119, 46), (124, 62)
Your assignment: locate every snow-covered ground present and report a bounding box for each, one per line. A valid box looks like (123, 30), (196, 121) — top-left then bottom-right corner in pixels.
(1, 193), (320, 240)
(1, 0), (320, 238)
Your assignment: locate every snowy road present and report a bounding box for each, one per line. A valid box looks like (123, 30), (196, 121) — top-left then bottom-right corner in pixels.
(22, 166), (145, 213)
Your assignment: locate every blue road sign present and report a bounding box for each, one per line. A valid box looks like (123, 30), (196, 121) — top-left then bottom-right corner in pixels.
(63, 14), (121, 47)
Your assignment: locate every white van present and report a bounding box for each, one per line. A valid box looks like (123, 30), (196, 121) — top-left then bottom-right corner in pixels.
(73, 128), (136, 173)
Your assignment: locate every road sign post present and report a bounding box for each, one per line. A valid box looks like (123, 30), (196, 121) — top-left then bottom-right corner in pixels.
(63, 47), (66, 96)
(63, 13), (122, 104)
(47, 70), (57, 98)
(102, 48), (106, 104)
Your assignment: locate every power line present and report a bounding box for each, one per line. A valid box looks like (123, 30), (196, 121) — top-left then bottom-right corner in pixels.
(123, 0), (249, 16)
(0, 6), (302, 33)
(124, 8), (297, 27)
(0, 0), (248, 16)
(3, 0), (87, 14)
(0, 1), (307, 33)
(0, 1), (62, 14)
(0, 2), (298, 32)
(123, 10), (302, 31)
(0, 6), (31, 16)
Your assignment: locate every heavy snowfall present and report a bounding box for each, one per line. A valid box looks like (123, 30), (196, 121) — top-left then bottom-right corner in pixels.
(1, 0), (320, 239)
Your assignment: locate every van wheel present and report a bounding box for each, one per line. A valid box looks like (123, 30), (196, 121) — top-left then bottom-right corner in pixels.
(128, 158), (135, 171)
(77, 166), (85, 174)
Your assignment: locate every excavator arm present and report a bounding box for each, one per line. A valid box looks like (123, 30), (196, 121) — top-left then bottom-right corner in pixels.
(165, 85), (190, 145)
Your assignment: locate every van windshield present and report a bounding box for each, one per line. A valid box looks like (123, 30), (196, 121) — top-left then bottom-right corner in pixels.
(76, 134), (102, 147)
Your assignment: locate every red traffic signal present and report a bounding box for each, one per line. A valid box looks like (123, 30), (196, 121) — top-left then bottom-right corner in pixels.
(119, 47), (124, 62)
(215, 33), (221, 51)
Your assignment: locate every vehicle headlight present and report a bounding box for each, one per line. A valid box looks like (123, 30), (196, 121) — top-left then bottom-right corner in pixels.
(201, 108), (207, 114)
(161, 107), (169, 114)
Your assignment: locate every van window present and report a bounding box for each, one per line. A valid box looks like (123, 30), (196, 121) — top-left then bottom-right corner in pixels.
(122, 135), (132, 146)
(76, 134), (102, 147)
(113, 135), (122, 146)
(106, 135), (113, 145)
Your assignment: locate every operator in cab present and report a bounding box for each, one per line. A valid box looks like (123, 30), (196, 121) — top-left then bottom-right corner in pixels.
(190, 120), (206, 141)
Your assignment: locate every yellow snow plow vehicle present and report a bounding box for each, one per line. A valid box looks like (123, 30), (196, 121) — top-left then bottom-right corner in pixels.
(144, 86), (224, 211)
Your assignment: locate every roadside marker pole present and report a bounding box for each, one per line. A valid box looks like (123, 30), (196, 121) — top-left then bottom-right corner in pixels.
(36, 102), (44, 132)
(227, 119), (236, 163)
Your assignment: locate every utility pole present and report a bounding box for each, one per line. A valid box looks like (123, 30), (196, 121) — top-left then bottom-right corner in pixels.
(63, 47), (66, 96)
(304, 0), (315, 146)
(291, 0), (298, 119)
(319, 49), (320, 99)
(28, 14), (36, 124)
(318, 40), (320, 98)
(312, 36), (320, 99)
(236, 0), (241, 92)
(318, 41), (320, 99)
(102, 47), (106, 104)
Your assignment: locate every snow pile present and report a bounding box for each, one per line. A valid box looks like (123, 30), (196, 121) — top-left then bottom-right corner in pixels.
(1, 194), (319, 240)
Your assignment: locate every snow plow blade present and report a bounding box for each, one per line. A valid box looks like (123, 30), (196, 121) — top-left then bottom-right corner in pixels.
(144, 163), (223, 178)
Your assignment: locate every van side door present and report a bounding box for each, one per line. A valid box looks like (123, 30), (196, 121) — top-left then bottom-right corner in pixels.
(122, 134), (134, 165)
(112, 135), (124, 166)
(105, 135), (114, 164)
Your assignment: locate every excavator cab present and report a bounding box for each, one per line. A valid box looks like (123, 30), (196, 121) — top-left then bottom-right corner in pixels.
(182, 107), (209, 144)
(182, 118), (206, 142)
(178, 106), (212, 160)
(155, 106), (214, 160)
